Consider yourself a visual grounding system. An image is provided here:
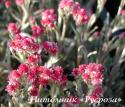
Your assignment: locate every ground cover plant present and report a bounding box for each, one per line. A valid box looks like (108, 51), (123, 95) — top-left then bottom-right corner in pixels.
(0, 0), (125, 107)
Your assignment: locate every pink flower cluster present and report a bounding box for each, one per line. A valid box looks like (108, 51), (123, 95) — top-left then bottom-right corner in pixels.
(9, 34), (40, 54)
(42, 41), (58, 55)
(59, 0), (74, 14)
(72, 2), (89, 25)
(5, 0), (11, 8)
(72, 63), (104, 103)
(7, 18), (44, 39)
(121, 9), (125, 16)
(86, 86), (103, 103)
(81, 63), (103, 85)
(8, 22), (58, 56)
(41, 9), (57, 29)
(31, 25), (45, 37)
(15, 0), (24, 6)
(6, 16), (62, 97)
(59, 0), (89, 25)
(27, 54), (42, 65)
(6, 56), (67, 96)
(72, 63), (103, 86)
(5, 0), (24, 8)
(6, 25), (60, 96)
(7, 23), (20, 34)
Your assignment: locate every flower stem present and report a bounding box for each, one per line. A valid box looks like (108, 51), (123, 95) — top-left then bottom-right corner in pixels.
(8, 100), (13, 107)
(61, 21), (67, 42)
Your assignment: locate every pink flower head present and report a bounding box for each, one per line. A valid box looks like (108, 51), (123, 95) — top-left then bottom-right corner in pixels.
(60, 75), (67, 86)
(42, 41), (58, 55)
(92, 86), (103, 97)
(82, 63), (103, 86)
(86, 86), (103, 103)
(78, 64), (87, 73)
(41, 66), (53, 77)
(6, 78), (20, 95)
(91, 72), (103, 85)
(9, 34), (40, 55)
(18, 64), (29, 74)
(41, 9), (57, 29)
(59, 0), (74, 14)
(27, 72), (37, 83)
(58, 0), (74, 18)
(54, 66), (64, 76)
(27, 66), (39, 83)
(82, 72), (90, 82)
(8, 70), (21, 80)
(5, 0), (11, 8)
(86, 63), (103, 74)
(93, 31), (100, 38)
(39, 78), (48, 86)
(27, 54), (42, 65)
(52, 67), (63, 80)
(27, 66), (49, 86)
(0, 0), (2, 3)
(72, 68), (79, 77)
(121, 9), (125, 15)
(32, 25), (45, 37)
(32, 78), (40, 88)
(8, 79), (20, 87)
(38, 66), (67, 86)
(72, 3), (89, 26)
(6, 63), (67, 96)
(73, 8), (89, 26)
(49, 66), (67, 86)
(15, 0), (24, 6)
(7, 23), (19, 34)
(30, 87), (39, 96)
(72, 2), (80, 15)
(6, 85), (17, 94)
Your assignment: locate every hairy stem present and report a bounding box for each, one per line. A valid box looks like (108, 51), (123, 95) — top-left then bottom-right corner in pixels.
(61, 21), (67, 41)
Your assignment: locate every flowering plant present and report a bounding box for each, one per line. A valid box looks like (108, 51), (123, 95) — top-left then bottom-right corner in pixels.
(0, 0), (125, 107)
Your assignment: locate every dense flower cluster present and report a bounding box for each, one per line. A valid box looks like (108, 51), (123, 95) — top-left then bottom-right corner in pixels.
(86, 86), (103, 103)
(27, 54), (42, 65)
(59, 0), (89, 25)
(72, 2), (89, 25)
(6, 59), (67, 96)
(41, 9), (57, 29)
(6, 21), (65, 96)
(121, 9), (125, 16)
(59, 0), (73, 9)
(81, 63), (103, 85)
(5, 0), (11, 8)
(7, 22), (20, 34)
(72, 63), (104, 103)
(72, 63), (103, 85)
(6, 70), (21, 94)
(31, 25), (45, 37)
(42, 41), (59, 55)
(5, 0), (105, 105)
(59, 0), (74, 15)
(9, 34), (40, 54)
(15, 0), (24, 6)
